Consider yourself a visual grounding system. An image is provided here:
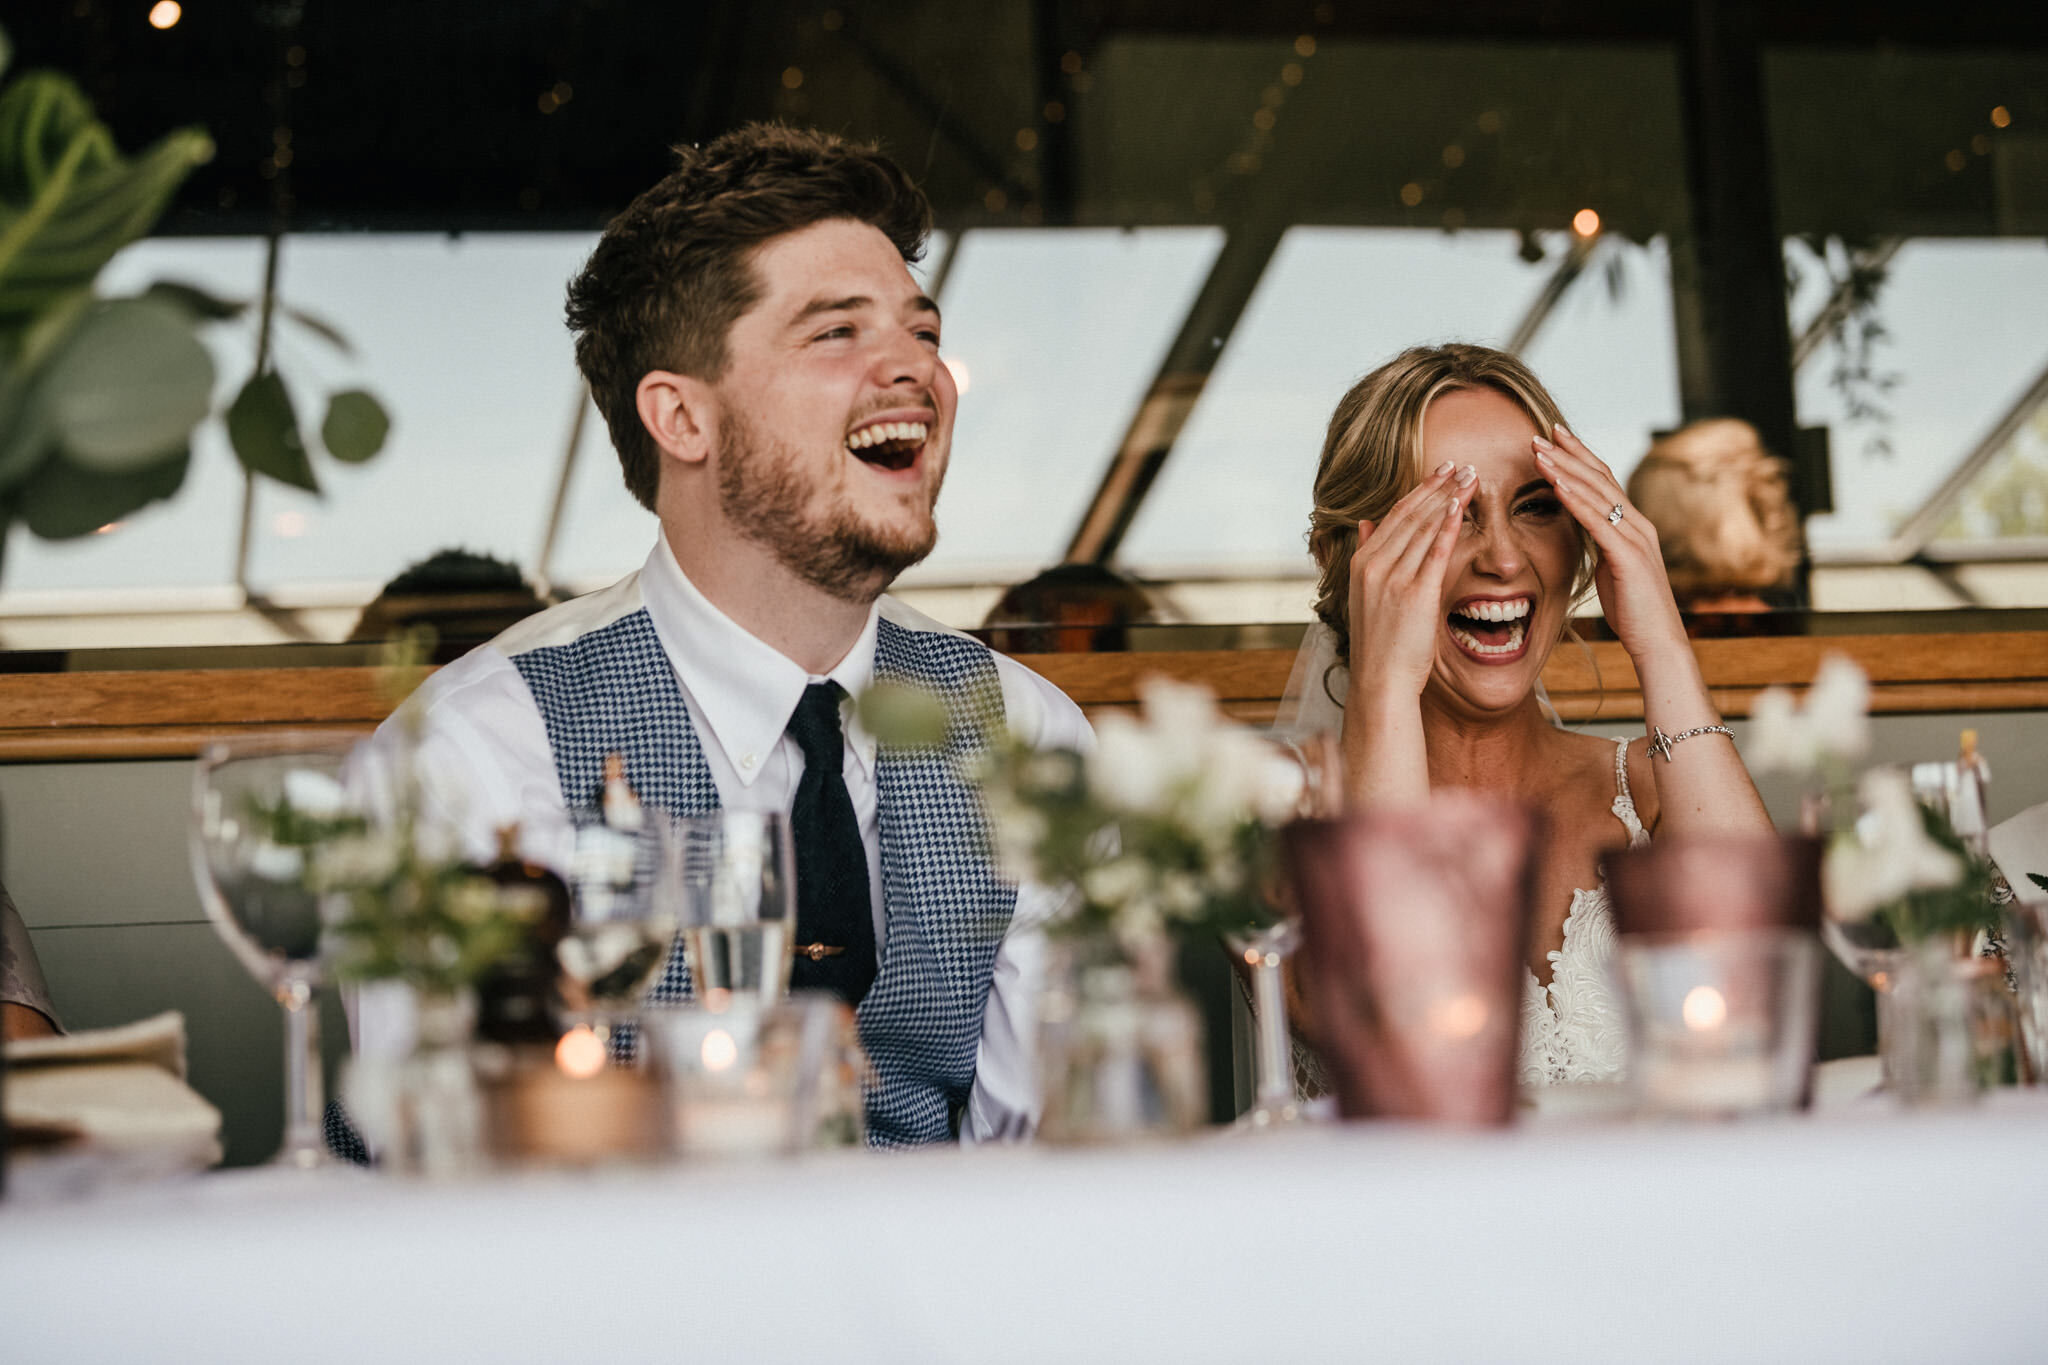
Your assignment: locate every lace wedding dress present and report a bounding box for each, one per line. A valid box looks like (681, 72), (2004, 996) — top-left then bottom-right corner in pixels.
(1517, 736), (1642, 1087)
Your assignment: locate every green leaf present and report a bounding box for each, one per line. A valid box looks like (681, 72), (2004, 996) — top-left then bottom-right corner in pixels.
(143, 278), (246, 321)
(0, 363), (56, 491)
(15, 445), (188, 539)
(227, 370), (318, 493)
(286, 306), (353, 355)
(0, 72), (213, 328)
(320, 388), (389, 463)
(2029, 873), (2048, 894)
(40, 297), (213, 471)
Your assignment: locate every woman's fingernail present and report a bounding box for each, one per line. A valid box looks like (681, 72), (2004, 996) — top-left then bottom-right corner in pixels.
(1533, 434), (1555, 451)
(1555, 422), (1574, 440)
(1535, 448), (1554, 465)
(1456, 464), (1477, 486)
(1434, 460), (1455, 476)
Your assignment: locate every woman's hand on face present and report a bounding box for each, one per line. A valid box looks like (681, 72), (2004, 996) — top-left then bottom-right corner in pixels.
(1346, 460), (1472, 702)
(1531, 424), (1688, 660)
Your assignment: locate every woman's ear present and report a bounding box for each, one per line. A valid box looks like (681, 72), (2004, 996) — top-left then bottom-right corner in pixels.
(635, 370), (716, 467)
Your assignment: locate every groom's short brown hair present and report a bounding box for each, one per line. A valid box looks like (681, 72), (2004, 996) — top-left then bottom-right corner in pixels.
(565, 124), (932, 511)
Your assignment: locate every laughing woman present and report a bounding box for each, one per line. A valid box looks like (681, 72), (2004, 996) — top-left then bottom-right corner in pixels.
(1293, 343), (1773, 1087)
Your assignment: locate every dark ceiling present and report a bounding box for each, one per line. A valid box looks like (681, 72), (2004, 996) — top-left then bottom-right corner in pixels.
(7, 0), (2046, 236)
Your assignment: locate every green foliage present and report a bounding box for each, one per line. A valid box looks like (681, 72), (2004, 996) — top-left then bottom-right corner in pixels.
(0, 29), (392, 561)
(2028, 872), (2048, 895)
(16, 444), (188, 538)
(227, 370), (317, 492)
(1877, 802), (2002, 946)
(321, 855), (541, 996)
(40, 296), (213, 470)
(320, 388), (390, 464)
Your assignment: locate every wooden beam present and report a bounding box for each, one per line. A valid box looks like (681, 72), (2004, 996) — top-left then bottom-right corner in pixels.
(0, 629), (2042, 761)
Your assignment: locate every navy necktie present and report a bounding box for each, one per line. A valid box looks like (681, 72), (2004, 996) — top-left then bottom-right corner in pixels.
(785, 682), (877, 1006)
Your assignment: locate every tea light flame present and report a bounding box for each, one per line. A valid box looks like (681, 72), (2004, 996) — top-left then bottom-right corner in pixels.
(1426, 992), (1489, 1040)
(701, 1028), (739, 1072)
(555, 1025), (607, 1078)
(1682, 985), (1728, 1032)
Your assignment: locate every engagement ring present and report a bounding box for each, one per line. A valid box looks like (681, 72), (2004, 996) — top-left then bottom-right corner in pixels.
(1606, 504), (1626, 525)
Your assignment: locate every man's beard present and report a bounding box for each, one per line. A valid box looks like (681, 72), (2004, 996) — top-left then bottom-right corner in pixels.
(716, 407), (939, 603)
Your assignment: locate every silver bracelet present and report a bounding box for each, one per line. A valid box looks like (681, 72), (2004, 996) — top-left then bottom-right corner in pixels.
(1648, 723), (1735, 763)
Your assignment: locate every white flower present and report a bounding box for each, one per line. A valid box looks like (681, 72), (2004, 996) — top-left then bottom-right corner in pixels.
(1822, 768), (1963, 921)
(1089, 712), (1173, 813)
(283, 768), (351, 819)
(988, 802), (1049, 883)
(1745, 654), (1872, 776)
(307, 832), (400, 890)
(1081, 855), (1153, 910)
(1137, 676), (1224, 747)
(246, 839), (304, 882)
(1156, 871), (1206, 918)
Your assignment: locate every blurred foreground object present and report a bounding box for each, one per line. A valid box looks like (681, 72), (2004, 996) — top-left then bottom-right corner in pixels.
(1603, 836), (1824, 1118)
(2, 882), (59, 1039)
(4, 1011), (222, 1200)
(1626, 419), (1800, 612)
(1283, 795), (1537, 1126)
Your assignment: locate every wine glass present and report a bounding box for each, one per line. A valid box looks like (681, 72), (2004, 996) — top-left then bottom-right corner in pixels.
(1226, 919), (1305, 1129)
(557, 818), (681, 1043)
(189, 733), (364, 1168)
(663, 811), (797, 1008)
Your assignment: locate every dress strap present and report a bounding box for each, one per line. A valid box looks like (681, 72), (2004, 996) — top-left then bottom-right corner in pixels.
(1609, 737), (1649, 847)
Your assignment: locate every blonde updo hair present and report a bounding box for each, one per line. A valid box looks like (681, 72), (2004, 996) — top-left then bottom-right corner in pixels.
(1308, 343), (1595, 663)
(1625, 419), (1798, 600)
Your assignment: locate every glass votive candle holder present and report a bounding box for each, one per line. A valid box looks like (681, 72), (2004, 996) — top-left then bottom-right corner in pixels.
(1613, 929), (1821, 1119)
(642, 993), (868, 1157)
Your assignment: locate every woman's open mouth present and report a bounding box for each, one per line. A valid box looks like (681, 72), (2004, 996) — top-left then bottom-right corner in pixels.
(1445, 595), (1531, 662)
(844, 417), (929, 474)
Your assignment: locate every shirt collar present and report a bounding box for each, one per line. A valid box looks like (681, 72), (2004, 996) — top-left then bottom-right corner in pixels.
(640, 532), (880, 786)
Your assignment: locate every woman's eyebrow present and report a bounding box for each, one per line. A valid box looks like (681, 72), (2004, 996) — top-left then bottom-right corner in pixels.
(1514, 478), (1551, 499)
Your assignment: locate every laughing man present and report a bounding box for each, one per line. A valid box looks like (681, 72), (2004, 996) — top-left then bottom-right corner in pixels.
(355, 125), (1087, 1146)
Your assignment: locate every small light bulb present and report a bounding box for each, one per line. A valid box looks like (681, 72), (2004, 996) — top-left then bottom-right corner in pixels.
(148, 1), (182, 30)
(1572, 207), (1601, 237)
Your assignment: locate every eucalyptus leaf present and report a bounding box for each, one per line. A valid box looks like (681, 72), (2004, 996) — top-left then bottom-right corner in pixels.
(227, 370), (318, 493)
(320, 389), (389, 463)
(41, 297), (213, 471)
(15, 445), (188, 539)
(0, 363), (55, 491)
(286, 306), (353, 355)
(144, 278), (246, 321)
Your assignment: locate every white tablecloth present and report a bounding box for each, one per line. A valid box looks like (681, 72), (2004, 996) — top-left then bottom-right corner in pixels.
(7, 1096), (2048, 1364)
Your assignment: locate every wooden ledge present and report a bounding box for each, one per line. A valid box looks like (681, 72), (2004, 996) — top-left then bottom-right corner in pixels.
(0, 628), (2043, 760)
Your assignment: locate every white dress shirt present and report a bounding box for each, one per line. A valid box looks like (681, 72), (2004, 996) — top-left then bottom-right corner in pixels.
(350, 532), (1092, 1142)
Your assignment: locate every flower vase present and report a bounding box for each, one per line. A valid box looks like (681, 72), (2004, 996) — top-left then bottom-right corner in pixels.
(1879, 940), (2017, 1106)
(344, 983), (487, 1175)
(1035, 935), (1206, 1143)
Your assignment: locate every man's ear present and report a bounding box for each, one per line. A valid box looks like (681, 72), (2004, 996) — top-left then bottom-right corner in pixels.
(636, 369), (716, 468)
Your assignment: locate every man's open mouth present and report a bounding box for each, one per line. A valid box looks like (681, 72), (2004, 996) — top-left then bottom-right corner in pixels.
(1446, 595), (1531, 658)
(845, 419), (929, 473)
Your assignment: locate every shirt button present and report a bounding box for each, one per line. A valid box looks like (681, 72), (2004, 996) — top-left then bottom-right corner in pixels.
(739, 753), (758, 771)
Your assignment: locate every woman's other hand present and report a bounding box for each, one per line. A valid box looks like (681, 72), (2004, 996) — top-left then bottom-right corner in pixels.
(1531, 425), (1688, 664)
(1345, 460), (1472, 701)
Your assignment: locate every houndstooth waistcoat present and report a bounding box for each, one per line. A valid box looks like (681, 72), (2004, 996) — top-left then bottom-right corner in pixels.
(512, 606), (1015, 1148)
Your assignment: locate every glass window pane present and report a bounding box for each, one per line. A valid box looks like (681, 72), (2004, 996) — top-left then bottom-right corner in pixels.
(1120, 228), (1682, 580)
(244, 233), (598, 593)
(907, 226), (1223, 584)
(1791, 239), (2048, 552)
